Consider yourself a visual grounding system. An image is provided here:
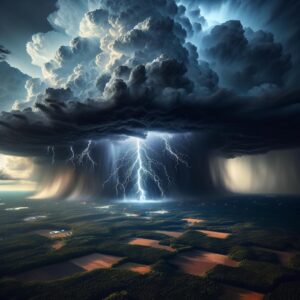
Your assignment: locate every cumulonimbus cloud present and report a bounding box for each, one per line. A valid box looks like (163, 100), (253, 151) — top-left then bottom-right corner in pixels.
(0, 0), (299, 160)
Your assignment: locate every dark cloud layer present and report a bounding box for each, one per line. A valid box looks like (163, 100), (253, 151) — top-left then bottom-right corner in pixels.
(0, 170), (11, 180)
(202, 21), (292, 93)
(1, 87), (300, 158)
(184, 0), (300, 87)
(0, 45), (10, 61)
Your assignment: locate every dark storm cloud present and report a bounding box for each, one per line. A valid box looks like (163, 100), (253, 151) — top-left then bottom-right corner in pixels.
(183, 0), (300, 87)
(0, 0), (299, 161)
(202, 20), (292, 93)
(44, 87), (74, 102)
(0, 170), (12, 180)
(0, 62), (30, 111)
(1, 83), (300, 158)
(0, 45), (10, 61)
(0, 45), (30, 111)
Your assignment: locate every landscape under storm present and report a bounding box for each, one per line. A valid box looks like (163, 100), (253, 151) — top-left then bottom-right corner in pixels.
(0, 0), (300, 299)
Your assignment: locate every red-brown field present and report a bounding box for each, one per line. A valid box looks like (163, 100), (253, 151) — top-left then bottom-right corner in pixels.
(117, 262), (152, 274)
(16, 262), (84, 282)
(156, 230), (185, 238)
(170, 250), (238, 276)
(71, 253), (123, 271)
(198, 230), (231, 239)
(129, 238), (176, 252)
(222, 285), (264, 300)
(182, 218), (205, 225)
(35, 229), (72, 239)
(52, 240), (65, 250)
(16, 253), (124, 282)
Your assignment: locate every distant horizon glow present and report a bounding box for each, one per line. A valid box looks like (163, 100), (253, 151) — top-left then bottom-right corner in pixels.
(116, 198), (169, 204)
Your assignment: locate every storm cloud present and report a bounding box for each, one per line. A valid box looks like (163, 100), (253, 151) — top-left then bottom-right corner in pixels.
(0, 88), (300, 159)
(0, 0), (299, 198)
(0, 170), (12, 180)
(0, 62), (30, 111)
(0, 45), (10, 61)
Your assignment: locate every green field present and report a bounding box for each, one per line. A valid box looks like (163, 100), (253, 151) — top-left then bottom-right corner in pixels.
(0, 192), (300, 300)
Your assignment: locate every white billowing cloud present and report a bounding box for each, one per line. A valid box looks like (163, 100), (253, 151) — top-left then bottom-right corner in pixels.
(14, 0), (290, 112)
(47, 0), (103, 37)
(41, 37), (101, 98)
(26, 31), (70, 67)
(79, 9), (111, 38)
(0, 154), (34, 180)
(18, 0), (218, 108)
(0, 154), (36, 191)
(13, 78), (47, 110)
(66, 64), (100, 98)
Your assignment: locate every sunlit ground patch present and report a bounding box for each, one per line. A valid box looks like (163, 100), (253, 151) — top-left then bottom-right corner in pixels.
(117, 262), (152, 274)
(52, 240), (65, 251)
(116, 198), (169, 204)
(197, 230), (231, 239)
(170, 250), (238, 276)
(124, 213), (139, 217)
(182, 218), (205, 225)
(15, 253), (123, 282)
(148, 209), (169, 215)
(24, 215), (47, 222)
(222, 285), (265, 300)
(129, 238), (176, 252)
(5, 207), (29, 211)
(71, 253), (123, 271)
(35, 229), (72, 239)
(95, 205), (112, 209)
(156, 230), (185, 238)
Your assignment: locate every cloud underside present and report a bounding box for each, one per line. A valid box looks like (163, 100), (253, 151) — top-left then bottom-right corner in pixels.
(0, 170), (12, 180)
(0, 88), (300, 157)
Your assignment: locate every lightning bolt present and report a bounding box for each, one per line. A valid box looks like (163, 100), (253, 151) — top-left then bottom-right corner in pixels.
(66, 146), (75, 167)
(161, 135), (189, 168)
(136, 139), (147, 201)
(78, 140), (96, 168)
(104, 134), (189, 202)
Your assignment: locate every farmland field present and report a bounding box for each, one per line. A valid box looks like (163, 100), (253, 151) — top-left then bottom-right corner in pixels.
(0, 192), (300, 299)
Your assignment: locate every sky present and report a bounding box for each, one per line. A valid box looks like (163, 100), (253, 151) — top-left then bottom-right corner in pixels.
(0, 0), (56, 77)
(0, 0), (300, 198)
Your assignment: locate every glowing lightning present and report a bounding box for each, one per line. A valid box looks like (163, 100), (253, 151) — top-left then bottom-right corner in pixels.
(104, 133), (189, 202)
(161, 136), (189, 168)
(66, 146), (75, 167)
(78, 140), (96, 168)
(136, 139), (147, 201)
